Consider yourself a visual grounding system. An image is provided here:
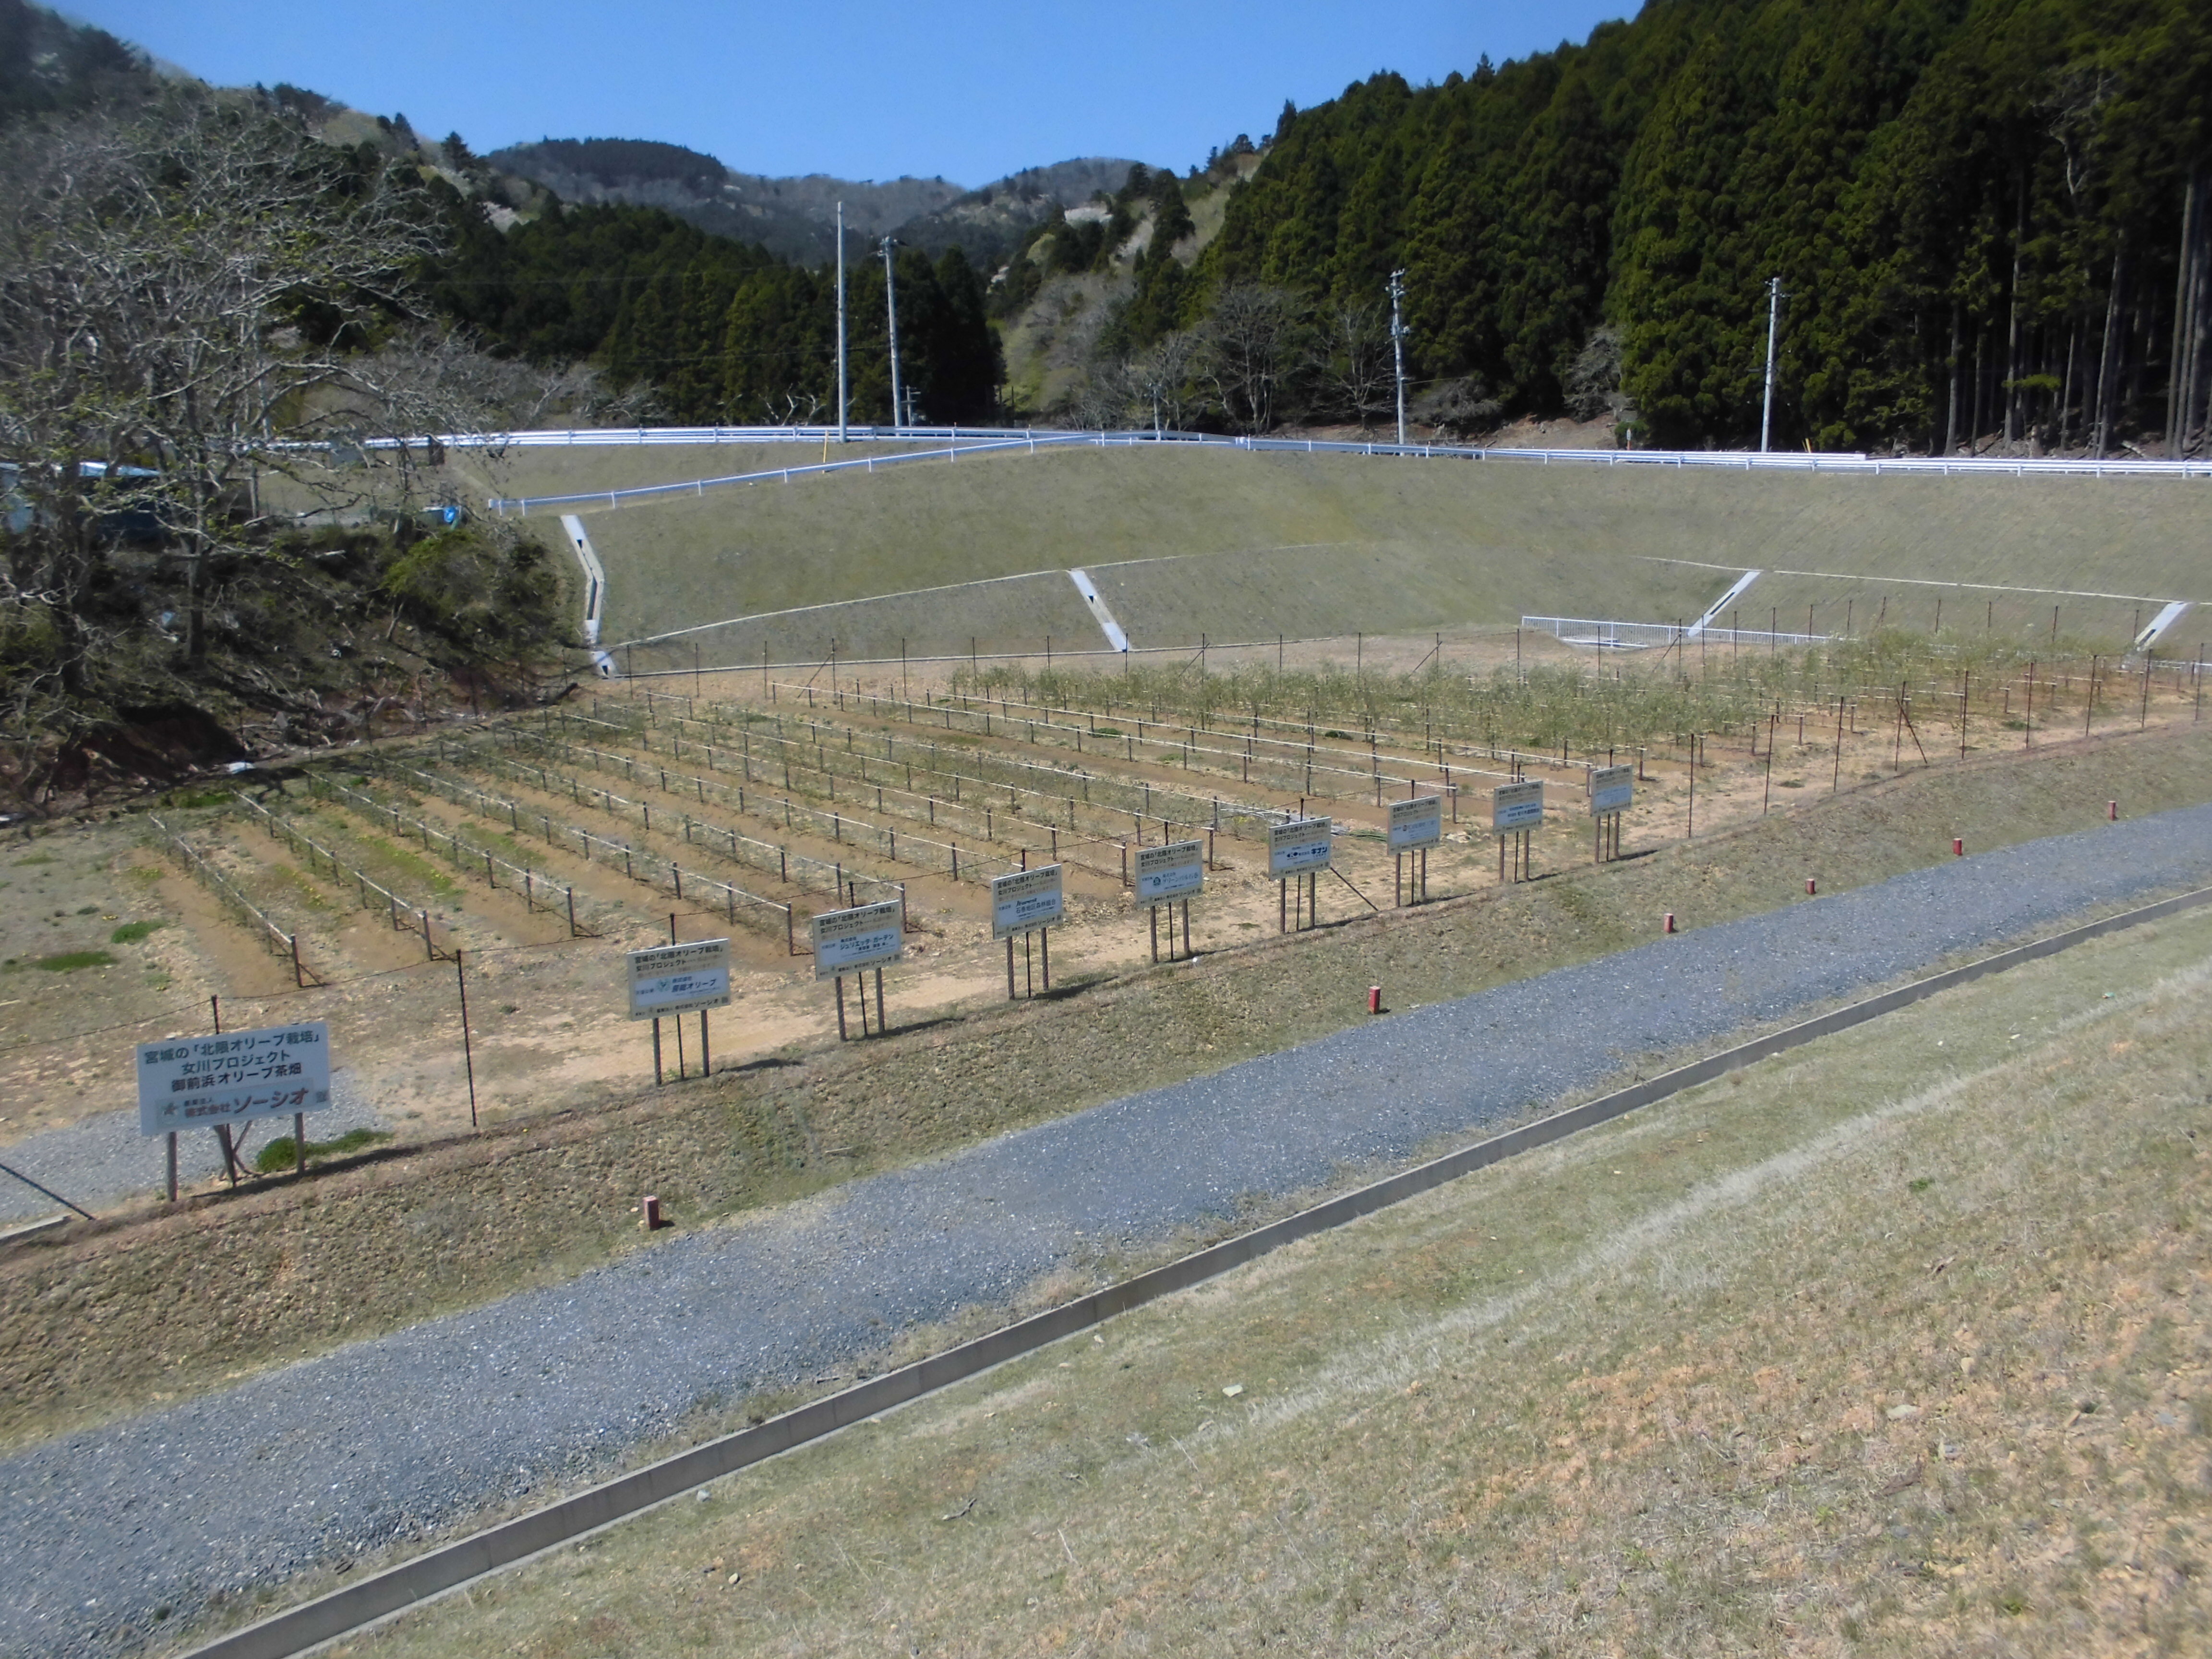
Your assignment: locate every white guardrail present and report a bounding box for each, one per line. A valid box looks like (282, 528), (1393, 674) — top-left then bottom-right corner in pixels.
(329, 425), (2212, 515)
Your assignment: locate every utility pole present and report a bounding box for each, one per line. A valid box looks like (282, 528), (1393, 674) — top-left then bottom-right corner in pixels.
(1387, 268), (1409, 447)
(835, 202), (848, 441)
(881, 237), (904, 434)
(1759, 276), (1784, 453)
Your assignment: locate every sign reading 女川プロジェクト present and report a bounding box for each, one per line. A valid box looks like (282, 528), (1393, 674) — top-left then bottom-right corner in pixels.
(1591, 765), (1635, 816)
(625, 938), (732, 1020)
(1268, 818), (1333, 876)
(1388, 795), (1443, 852)
(1135, 841), (1204, 905)
(809, 901), (905, 981)
(991, 865), (1065, 939)
(136, 1022), (332, 1135)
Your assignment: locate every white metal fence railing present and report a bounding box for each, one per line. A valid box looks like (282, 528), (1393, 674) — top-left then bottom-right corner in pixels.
(361, 424), (2212, 515)
(1520, 616), (1831, 651)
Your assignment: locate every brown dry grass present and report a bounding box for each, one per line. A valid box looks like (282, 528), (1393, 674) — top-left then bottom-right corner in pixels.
(6, 723), (2210, 1456)
(328, 901), (2212, 1659)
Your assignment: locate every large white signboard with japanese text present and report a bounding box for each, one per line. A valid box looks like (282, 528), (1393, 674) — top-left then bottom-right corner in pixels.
(1492, 780), (1545, 831)
(1268, 818), (1334, 877)
(626, 938), (732, 1020)
(1590, 765), (1635, 816)
(1135, 841), (1205, 906)
(810, 901), (905, 981)
(137, 1022), (332, 1136)
(991, 865), (1065, 939)
(1388, 795), (1444, 852)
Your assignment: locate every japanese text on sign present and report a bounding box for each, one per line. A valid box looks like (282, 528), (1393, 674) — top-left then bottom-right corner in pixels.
(626, 938), (732, 1020)
(991, 865), (1065, 940)
(1135, 841), (1204, 906)
(136, 1022), (332, 1136)
(1492, 780), (1544, 831)
(810, 900), (905, 982)
(1268, 818), (1334, 877)
(1388, 795), (1443, 853)
(1590, 765), (1635, 816)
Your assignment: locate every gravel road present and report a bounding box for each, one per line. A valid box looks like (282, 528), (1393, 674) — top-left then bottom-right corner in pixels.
(0, 1076), (385, 1227)
(9, 806), (2212, 1658)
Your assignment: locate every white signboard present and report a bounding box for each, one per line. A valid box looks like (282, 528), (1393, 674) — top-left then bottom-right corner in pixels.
(810, 900), (905, 981)
(1268, 818), (1334, 877)
(137, 1022), (332, 1136)
(1135, 840), (1205, 906)
(1388, 795), (1443, 853)
(626, 938), (732, 1020)
(991, 865), (1065, 939)
(1492, 780), (1545, 832)
(1590, 765), (1635, 816)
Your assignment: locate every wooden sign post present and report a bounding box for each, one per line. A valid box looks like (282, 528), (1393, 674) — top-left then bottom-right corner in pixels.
(1136, 840), (1204, 962)
(1269, 818), (1332, 932)
(1493, 780), (1543, 883)
(1590, 765), (1634, 865)
(810, 900), (904, 1038)
(1388, 795), (1443, 906)
(627, 938), (732, 1083)
(992, 865), (1064, 998)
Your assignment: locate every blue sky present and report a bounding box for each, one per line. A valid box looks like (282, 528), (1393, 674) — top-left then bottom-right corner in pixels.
(75, 2), (1637, 184)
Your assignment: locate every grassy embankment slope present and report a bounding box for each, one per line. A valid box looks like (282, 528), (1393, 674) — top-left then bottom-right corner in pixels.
(347, 877), (2212, 1659)
(476, 444), (2211, 663)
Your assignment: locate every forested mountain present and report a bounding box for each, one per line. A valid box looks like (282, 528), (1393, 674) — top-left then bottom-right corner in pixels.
(486, 138), (964, 266)
(488, 139), (1139, 271)
(425, 196), (1002, 426)
(1188, 0), (2211, 453)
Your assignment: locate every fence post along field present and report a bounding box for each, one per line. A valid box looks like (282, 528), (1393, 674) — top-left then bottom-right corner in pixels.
(991, 865), (1065, 998)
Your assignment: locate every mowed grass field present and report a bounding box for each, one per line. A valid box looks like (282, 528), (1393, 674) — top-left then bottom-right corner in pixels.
(462, 444), (2212, 657)
(339, 889), (2212, 1659)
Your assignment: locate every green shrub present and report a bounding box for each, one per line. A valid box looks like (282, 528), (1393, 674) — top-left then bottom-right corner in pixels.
(254, 1127), (393, 1173)
(110, 919), (166, 943)
(36, 950), (114, 971)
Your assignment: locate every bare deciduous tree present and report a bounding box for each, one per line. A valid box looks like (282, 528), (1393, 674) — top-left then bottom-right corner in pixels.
(1198, 284), (1311, 434)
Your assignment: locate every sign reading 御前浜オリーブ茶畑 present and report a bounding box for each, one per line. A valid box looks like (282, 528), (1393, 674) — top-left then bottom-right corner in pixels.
(1268, 818), (1333, 877)
(991, 865), (1064, 939)
(1492, 780), (1544, 831)
(1388, 795), (1443, 852)
(625, 938), (732, 1020)
(1590, 765), (1635, 816)
(136, 1022), (332, 1136)
(1135, 841), (1204, 906)
(809, 900), (905, 981)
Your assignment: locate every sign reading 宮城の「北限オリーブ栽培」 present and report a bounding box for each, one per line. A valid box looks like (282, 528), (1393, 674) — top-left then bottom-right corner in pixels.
(136, 1022), (332, 1135)
(809, 901), (905, 981)
(1135, 841), (1204, 905)
(991, 865), (1065, 939)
